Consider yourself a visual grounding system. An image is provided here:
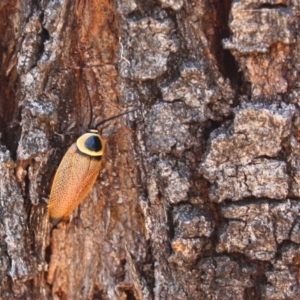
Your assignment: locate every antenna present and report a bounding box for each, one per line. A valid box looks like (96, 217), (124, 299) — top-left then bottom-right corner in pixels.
(94, 110), (136, 129)
(82, 70), (135, 129)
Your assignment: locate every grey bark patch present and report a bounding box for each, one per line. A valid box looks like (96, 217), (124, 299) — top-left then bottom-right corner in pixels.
(201, 103), (294, 202)
(169, 238), (205, 266)
(290, 219), (300, 244)
(173, 204), (214, 238)
(218, 201), (300, 261)
(270, 200), (300, 244)
(156, 159), (190, 204)
(211, 158), (288, 202)
(146, 102), (198, 155)
(116, 0), (138, 15)
(263, 270), (300, 299)
(217, 202), (277, 260)
(198, 256), (255, 299)
(160, 60), (233, 120)
(158, 0), (183, 11)
(223, 0), (296, 53)
(0, 147), (35, 297)
(120, 16), (179, 80)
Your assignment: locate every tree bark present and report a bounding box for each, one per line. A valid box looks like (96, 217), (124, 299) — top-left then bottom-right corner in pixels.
(1, 0), (300, 299)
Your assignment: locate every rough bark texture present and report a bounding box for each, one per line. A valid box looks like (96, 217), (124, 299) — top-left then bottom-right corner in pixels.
(1, 0), (300, 299)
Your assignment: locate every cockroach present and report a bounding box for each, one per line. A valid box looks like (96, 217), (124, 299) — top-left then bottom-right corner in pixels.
(48, 92), (134, 224)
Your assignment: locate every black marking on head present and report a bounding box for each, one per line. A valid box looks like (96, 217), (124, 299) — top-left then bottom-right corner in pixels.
(84, 136), (102, 152)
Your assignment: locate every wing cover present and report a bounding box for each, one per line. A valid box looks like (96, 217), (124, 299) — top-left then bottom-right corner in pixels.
(48, 143), (102, 221)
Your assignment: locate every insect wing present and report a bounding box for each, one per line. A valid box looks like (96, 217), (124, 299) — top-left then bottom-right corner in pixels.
(48, 143), (102, 222)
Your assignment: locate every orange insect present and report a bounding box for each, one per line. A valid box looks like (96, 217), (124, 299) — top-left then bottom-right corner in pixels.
(48, 111), (133, 224)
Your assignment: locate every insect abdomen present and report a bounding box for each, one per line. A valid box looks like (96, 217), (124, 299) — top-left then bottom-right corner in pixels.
(48, 143), (102, 223)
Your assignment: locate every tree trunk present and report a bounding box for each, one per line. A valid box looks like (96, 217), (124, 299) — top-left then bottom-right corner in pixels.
(1, 0), (300, 299)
